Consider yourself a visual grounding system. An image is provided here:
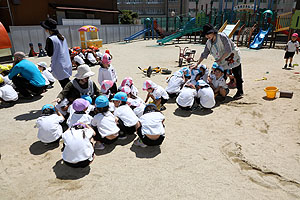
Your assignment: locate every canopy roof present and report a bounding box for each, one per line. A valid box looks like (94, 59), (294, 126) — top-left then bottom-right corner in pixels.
(78, 25), (99, 32)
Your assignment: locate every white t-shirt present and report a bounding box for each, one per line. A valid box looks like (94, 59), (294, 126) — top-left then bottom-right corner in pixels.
(87, 53), (97, 64)
(67, 113), (93, 128)
(62, 128), (94, 163)
(139, 112), (165, 136)
(287, 40), (299, 52)
(127, 97), (145, 118)
(74, 55), (85, 65)
(212, 76), (228, 89)
(41, 73), (49, 86)
(0, 84), (18, 101)
(91, 111), (120, 137)
(43, 68), (56, 82)
(176, 87), (197, 107)
(98, 65), (117, 85)
(96, 51), (103, 58)
(197, 87), (216, 108)
(0, 75), (14, 87)
(78, 52), (85, 60)
(152, 85), (169, 100)
(165, 75), (184, 94)
(114, 104), (139, 127)
(36, 114), (64, 143)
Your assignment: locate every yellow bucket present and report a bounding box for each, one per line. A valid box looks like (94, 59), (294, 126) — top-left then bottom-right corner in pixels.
(264, 86), (279, 99)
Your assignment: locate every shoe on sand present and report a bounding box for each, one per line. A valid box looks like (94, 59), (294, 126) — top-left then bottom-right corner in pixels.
(94, 143), (105, 150)
(133, 138), (147, 148)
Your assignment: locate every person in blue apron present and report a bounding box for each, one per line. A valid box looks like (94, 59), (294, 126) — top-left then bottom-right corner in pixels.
(197, 24), (244, 99)
(41, 18), (72, 89)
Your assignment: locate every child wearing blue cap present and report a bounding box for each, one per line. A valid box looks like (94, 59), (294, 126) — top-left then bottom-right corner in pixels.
(191, 64), (209, 85)
(209, 66), (229, 99)
(112, 92), (139, 139)
(91, 95), (120, 150)
(36, 104), (64, 144)
(134, 104), (165, 147)
(208, 62), (218, 83)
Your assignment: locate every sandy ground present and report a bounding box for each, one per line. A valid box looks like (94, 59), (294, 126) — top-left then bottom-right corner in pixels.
(0, 40), (300, 200)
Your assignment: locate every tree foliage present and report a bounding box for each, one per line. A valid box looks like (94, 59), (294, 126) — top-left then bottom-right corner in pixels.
(120, 10), (139, 24)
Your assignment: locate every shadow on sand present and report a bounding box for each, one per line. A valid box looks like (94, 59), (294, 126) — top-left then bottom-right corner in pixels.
(52, 159), (90, 180)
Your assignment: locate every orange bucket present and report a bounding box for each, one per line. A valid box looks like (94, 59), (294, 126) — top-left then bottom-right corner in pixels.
(264, 87), (279, 99)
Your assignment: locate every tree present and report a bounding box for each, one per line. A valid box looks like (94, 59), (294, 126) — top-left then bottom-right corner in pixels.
(120, 10), (139, 24)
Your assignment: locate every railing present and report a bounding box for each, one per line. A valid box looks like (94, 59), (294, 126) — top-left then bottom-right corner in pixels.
(275, 12), (292, 32)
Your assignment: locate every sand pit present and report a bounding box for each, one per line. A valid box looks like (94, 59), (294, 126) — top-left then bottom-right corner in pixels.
(0, 40), (299, 199)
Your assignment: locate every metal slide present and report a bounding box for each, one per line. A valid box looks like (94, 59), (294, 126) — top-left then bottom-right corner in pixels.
(124, 28), (151, 42)
(249, 28), (271, 49)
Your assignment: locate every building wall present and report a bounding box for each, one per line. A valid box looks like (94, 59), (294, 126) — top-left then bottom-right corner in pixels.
(1, 0), (118, 31)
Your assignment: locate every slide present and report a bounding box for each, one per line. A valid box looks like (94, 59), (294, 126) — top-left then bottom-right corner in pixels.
(153, 20), (165, 38)
(249, 28), (271, 49)
(124, 28), (151, 42)
(219, 20), (240, 39)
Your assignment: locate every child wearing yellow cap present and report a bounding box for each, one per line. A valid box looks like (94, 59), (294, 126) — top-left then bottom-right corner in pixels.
(0, 76), (18, 102)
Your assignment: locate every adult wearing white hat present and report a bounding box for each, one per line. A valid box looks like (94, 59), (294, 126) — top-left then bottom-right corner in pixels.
(41, 18), (72, 89)
(55, 64), (101, 104)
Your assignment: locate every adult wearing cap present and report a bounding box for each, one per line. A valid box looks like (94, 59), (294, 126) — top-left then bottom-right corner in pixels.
(41, 18), (72, 88)
(55, 64), (101, 104)
(197, 24), (243, 99)
(8, 52), (46, 98)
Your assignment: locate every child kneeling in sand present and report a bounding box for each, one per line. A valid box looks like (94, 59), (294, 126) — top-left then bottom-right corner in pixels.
(195, 80), (215, 109)
(134, 104), (165, 148)
(67, 98), (93, 127)
(91, 95), (119, 150)
(0, 76), (18, 102)
(36, 104), (64, 144)
(209, 66), (229, 99)
(112, 92), (139, 139)
(176, 82), (197, 111)
(62, 123), (95, 168)
(143, 80), (169, 111)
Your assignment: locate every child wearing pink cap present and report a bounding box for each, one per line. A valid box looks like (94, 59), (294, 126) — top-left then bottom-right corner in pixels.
(67, 98), (93, 127)
(98, 53), (117, 94)
(283, 33), (299, 69)
(143, 80), (169, 111)
(118, 77), (139, 96)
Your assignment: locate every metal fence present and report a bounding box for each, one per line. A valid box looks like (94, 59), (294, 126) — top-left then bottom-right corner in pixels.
(9, 24), (144, 54)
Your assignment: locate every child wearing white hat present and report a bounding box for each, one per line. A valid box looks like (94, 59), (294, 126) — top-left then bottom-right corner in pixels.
(165, 70), (186, 98)
(37, 62), (56, 88)
(195, 80), (215, 109)
(143, 80), (169, 111)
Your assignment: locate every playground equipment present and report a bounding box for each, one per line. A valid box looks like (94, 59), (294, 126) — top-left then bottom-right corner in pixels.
(219, 20), (240, 38)
(78, 25), (102, 49)
(157, 16), (208, 45)
(124, 18), (155, 42)
(0, 22), (12, 62)
(153, 20), (166, 38)
(250, 10), (273, 49)
(175, 45), (196, 67)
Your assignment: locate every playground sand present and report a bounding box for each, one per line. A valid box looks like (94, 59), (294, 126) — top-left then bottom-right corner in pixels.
(0, 40), (300, 200)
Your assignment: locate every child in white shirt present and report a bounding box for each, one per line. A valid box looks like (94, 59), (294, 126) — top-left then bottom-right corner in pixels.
(37, 62), (56, 89)
(112, 92), (139, 138)
(85, 49), (97, 66)
(118, 77), (139, 96)
(165, 70), (185, 98)
(208, 62), (218, 84)
(67, 98), (93, 127)
(121, 86), (146, 118)
(98, 53), (117, 94)
(143, 80), (169, 111)
(210, 66), (229, 99)
(36, 104), (64, 144)
(0, 76), (18, 102)
(176, 82), (197, 111)
(91, 95), (120, 150)
(195, 80), (215, 109)
(62, 123), (95, 168)
(283, 33), (299, 69)
(134, 104), (165, 148)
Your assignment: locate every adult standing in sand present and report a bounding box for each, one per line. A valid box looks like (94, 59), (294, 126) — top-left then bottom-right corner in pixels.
(41, 18), (72, 89)
(196, 24), (244, 99)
